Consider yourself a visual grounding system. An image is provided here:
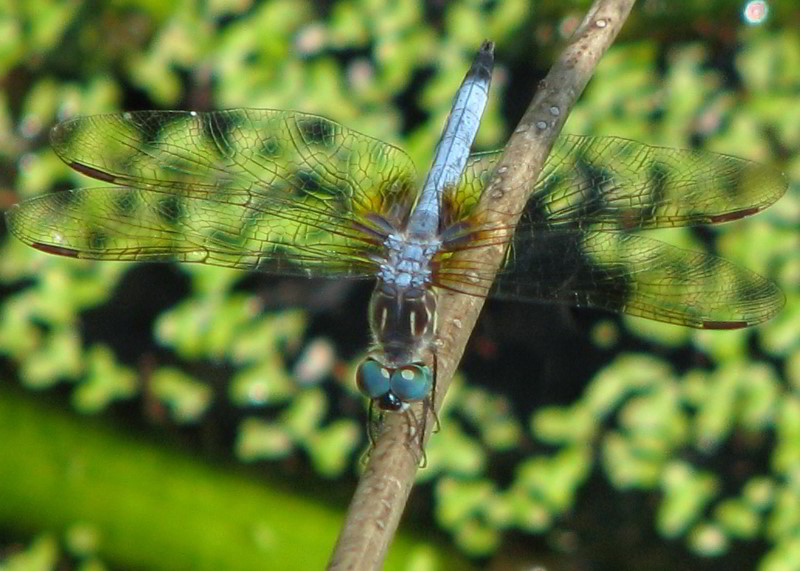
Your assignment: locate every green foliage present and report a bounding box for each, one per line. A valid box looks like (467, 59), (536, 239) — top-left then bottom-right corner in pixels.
(0, 534), (60, 571)
(0, 0), (797, 569)
(149, 367), (212, 423)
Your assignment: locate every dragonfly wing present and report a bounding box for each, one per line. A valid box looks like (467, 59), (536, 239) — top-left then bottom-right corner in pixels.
(458, 135), (786, 230)
(6, 110), (418, 277)
(436, 136), (785, 327)
(487, 228), (784, 329)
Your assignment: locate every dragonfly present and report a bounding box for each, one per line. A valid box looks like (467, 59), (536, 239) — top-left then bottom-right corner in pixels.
(5, 41), (786, 415)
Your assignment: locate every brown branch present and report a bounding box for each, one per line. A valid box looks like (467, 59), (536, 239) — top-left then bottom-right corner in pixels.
(326, 1), (637, 569)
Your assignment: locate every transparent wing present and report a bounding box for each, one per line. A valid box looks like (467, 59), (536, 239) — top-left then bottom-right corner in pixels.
(493, 230), (784, 328)
(460, 134), (786, 230)
(435, 134), (786, 328)
(6, 110), (418, 277)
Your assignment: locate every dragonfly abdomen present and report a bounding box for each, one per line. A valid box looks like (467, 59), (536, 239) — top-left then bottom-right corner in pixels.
(409, 41), (494, 238)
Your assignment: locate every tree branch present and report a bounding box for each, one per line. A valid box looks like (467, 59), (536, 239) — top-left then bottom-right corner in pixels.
(327, 1), (637, 569)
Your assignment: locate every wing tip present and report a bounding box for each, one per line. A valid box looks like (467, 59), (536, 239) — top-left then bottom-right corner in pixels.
(700, 298), (785, 330)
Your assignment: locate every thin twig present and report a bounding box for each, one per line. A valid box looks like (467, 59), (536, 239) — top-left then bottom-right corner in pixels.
(327, 1), (636, 569)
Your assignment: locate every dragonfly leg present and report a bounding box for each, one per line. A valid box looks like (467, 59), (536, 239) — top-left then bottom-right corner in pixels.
(408, 353), (440, 468)
(430, 352), (441, 434)
(360, 400), (383, 465)
(408, 405), (428, 468)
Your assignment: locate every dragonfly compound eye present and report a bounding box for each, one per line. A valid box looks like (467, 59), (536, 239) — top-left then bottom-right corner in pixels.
(356, 358), (391, 399)
(389, 364), (432, 403)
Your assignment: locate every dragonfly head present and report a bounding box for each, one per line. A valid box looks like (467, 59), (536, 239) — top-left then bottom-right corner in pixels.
(356, 357), (432, 411)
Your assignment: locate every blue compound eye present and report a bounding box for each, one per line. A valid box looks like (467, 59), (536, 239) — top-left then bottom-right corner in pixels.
(355, 358), (391, 399)
(390, 364), (432, 403)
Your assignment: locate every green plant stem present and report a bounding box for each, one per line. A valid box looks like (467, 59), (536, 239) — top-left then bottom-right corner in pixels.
(0, 383), (477, 571)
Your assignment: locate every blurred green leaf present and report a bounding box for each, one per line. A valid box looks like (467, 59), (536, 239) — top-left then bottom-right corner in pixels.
(714, 498), (761, 539)
(306, 419), (361, 477)
(688, 521), (729, 557)
(0, 534), (59, 571)
(149, 367), (212, 423)
(657, 461), (719, 538)
(73, 345), (138, 413)
(236, 417), (294, 461)
(20, 326), (82, 389)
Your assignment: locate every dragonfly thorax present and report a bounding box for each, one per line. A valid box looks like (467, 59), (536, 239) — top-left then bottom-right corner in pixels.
(376, 232), (440, 290)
